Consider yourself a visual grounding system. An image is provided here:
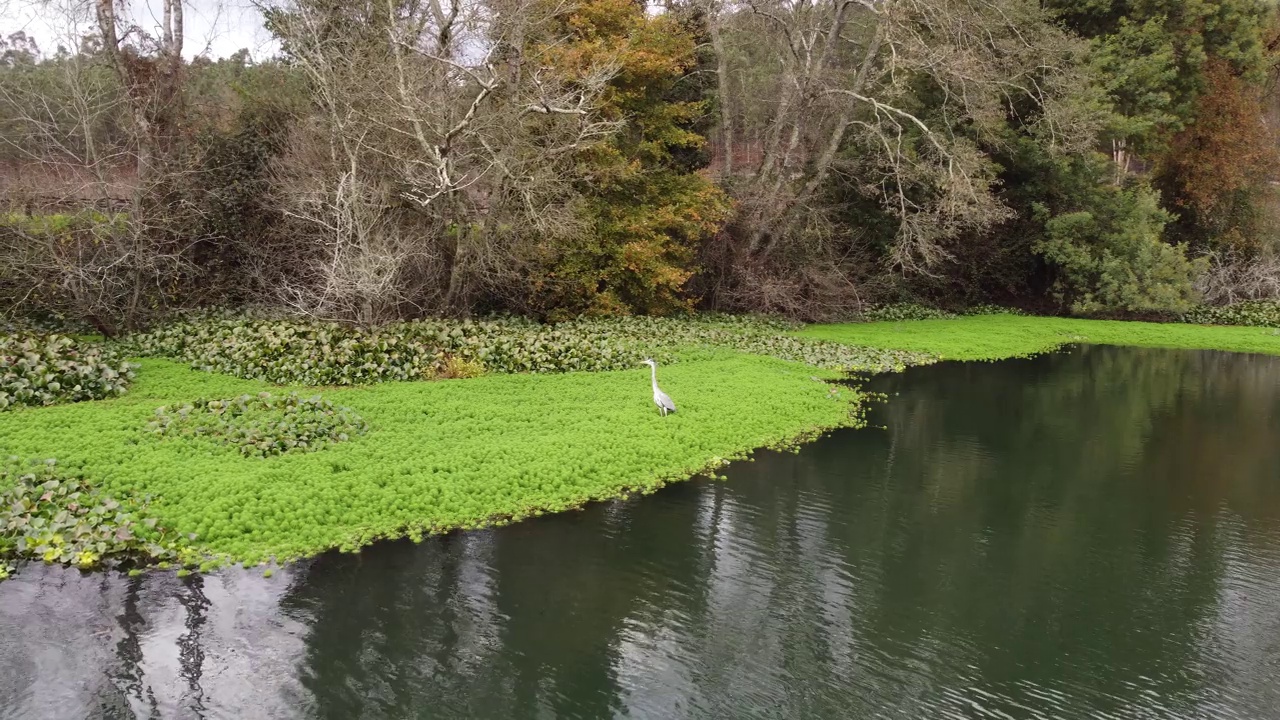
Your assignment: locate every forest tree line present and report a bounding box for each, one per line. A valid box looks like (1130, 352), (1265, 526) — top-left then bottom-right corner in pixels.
(2, 0), (1279, 333)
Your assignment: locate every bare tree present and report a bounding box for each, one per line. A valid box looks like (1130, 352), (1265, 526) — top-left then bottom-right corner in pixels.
(95, 0), (185, 182)
(262, 0), (621, 322)
(0, 0), (204, 333)
(705, 0), (1101, 274)
(1195, 250), (1280, 304)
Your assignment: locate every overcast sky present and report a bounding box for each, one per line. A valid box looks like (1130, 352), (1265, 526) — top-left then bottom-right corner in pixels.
(1, 0), (279, 59)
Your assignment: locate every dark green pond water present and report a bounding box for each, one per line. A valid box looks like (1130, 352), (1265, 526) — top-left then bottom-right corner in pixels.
(3, 345), (1280, 719)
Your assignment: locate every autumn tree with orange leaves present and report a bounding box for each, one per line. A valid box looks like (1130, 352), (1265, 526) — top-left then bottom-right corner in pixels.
(525, 0), (730, 318)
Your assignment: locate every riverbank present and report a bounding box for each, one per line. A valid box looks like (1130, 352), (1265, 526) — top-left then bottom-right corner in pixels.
(800, 314), (1280, 361)
(4, 312), (1280, 571)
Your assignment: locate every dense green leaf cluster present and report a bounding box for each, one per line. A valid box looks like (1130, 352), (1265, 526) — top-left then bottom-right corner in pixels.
(1034, 186), (1204, 315)
(1, 333), (134, 410)
(0, 458), (199, 574)
(860, 304), (959, 322)
(123, 316), (659, 383)
(1183, 300), (1280, 328)
(0, 356), (863, 563)
(964, 304), (1026, 317)
(0, 313), (95, 337)
(148, 392), (369, 458)
(121, 314), (933, 384)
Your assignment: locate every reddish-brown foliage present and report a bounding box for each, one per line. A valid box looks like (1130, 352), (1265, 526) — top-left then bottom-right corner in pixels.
(1159, 60), (1279, 228)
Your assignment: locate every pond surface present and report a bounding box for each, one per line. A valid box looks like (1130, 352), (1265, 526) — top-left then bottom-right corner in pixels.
(3, 345), (1280, 719)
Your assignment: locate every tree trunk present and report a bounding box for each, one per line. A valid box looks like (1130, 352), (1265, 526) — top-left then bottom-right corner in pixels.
(710, 9), (733, 177)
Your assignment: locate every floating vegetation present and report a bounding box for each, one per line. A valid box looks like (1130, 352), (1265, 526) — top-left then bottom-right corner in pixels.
(147, 392), (369, 458)
(800, 315), (1280, 361)
(1183, 300), (1280, 329)
(0, 458), (202, 577)
(119, 313), (933, 386)
(859, 303), (959, 322)
(5, 312), (1277, 576)
(1, 333), (134, 411)
(0, 355), (863, 564)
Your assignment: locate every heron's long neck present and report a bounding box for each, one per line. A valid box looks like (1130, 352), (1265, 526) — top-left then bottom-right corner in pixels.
(649, 364), (658, 390)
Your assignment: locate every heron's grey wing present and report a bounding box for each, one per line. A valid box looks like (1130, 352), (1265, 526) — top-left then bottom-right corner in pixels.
(656, 389), (676, 412)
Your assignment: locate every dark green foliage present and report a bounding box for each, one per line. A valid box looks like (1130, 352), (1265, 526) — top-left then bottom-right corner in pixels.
(185, 60), (306, 303)
(147, 392), (369, 458)
(123, 316), (658, 383)
(847, 303), (1023, 323)
(964, 304), (1027, 317)
(0, 458), (199, 576)
(1090, 15), (1182, 150)
(1035, 184), (1204, 315)
(122, 314), (933, 384)
(0, 311), (94, 337)
(861, 304), (958, 322)
(1183, 300), (1280, 327)
(0, 334), (134, 410)
(1050, 0), (1279, 254)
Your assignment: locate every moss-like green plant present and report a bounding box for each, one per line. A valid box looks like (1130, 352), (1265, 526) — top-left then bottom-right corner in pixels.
(0, 458), (199, 575)
(148, 392), (368, 458)
(1, 334), (134, 410)
(799, 314), (1280, 361)
(0, 355), (864, 563)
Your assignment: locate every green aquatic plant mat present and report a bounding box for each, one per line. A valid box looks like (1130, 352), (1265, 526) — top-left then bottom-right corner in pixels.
(0, 355), (862, 563)
(799, 314), (1280, 362)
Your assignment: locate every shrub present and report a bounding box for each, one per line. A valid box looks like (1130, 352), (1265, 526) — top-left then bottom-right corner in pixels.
(0, 458), (198, 574)
(0, 211), (172, 335)
(1035, 185), (1205, 315)
(0, 334), (135, 411)
(1183, 300), (1280, 328)
(147, 392), (369, 458)
(1193, 252), (1280, 306)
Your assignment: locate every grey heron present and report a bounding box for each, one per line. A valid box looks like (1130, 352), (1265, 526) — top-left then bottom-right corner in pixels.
(640, 359), (677, 416)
